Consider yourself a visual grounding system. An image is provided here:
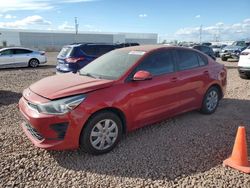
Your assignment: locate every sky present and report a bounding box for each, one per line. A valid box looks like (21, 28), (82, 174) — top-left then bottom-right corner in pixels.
(0, 0), (249, 42)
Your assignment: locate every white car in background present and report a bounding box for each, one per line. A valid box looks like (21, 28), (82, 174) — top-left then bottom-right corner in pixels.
(0, 47), (47, 69)
(238, 46), (250, 79)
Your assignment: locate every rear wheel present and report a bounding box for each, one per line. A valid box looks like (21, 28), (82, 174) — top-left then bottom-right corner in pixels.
(80, 111), (122, 155)
(200, 87), (220, 114)
(29, 59), (39, 68)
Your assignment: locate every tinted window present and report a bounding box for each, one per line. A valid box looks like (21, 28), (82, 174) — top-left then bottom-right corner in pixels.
(136, 50), (175, 76)
(81, 45), (97, 56)
(72, 47), (85, 56)
(1, 49), (14, 55)
(96, 45), (115, 56)
(14, 49), (32, 54)
(193, 46), (202, 51)
(197, 53), (208, 66)
(177, 50), (199, 71)
(201, 46), (210, 53)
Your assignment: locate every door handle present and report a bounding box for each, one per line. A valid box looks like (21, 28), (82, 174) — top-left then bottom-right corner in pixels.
(203, 71), (209, 75)
(171, 77), (178, 82)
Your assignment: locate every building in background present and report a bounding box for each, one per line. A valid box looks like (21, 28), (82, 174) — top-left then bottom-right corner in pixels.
(0, 29), (158, 51)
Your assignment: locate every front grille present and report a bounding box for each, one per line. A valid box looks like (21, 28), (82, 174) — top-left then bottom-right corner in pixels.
(25, 123), (44, 141)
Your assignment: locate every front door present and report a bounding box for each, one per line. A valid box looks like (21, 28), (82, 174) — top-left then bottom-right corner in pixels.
(0, 49), (15, 68)
(126, 49), (181, 128)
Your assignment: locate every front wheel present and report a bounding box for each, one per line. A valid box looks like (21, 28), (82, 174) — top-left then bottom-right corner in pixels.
(200, 87), (220, 114)
(80, 111), (122, 155)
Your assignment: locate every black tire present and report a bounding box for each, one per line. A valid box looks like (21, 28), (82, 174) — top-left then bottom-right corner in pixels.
(80, 111), (122, 155)
(221, 56), (228, 61)
(239, 74), (250, 79)
(200, 86), (220, 114)
(29, 59), (39, 68)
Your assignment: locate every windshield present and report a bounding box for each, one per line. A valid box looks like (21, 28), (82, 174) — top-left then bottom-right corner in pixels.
(224, 45), (240, 50)
(79, 50), (145, 80)
(232, 41), (246, 46)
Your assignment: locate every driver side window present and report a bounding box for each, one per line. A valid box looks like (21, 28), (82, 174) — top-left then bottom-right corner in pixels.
(135, 50), (175, 76)
(1, 49), (14, 55)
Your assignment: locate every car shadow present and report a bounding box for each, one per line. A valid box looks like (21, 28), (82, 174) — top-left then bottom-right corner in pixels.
(225, 66), (238, 69)
(0, 64), (55, 72)
(49, 98), (250, 180)
(0, 90), (22, 106)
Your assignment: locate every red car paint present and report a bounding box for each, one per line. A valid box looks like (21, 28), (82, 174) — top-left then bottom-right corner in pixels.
(19, 45), (227, 150)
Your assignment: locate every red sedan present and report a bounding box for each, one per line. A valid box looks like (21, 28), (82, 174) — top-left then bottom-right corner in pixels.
(19, 45), (227, 154)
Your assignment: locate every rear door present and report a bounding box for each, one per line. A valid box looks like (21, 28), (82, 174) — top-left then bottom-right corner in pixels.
(0, 49), (15, 68)
(126, 49), (181, 128)
(14, 49), (33, 67)
(174, 49), (210, 112)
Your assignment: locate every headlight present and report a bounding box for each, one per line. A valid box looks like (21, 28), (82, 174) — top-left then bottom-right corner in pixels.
(37, 95), (85, 115)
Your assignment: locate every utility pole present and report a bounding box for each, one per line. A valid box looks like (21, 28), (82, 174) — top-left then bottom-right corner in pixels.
(217, 25), (221, 42)
(75, 17), (79, 35)
(199, 25), (202, 44)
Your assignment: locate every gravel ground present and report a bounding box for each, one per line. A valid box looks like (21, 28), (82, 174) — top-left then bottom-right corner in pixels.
(0, 53), (250, 187)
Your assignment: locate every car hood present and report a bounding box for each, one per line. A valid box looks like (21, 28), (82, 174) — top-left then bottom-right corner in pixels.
(29, 73), (115, 100)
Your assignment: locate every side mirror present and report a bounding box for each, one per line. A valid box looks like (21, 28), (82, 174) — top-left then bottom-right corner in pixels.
(133, 70), (152, 81)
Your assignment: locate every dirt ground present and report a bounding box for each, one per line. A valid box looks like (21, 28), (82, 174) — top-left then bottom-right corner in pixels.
(0, 52), (250, 187)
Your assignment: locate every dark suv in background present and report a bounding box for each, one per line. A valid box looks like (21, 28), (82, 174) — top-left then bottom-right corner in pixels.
(220, 41), (247, 61)
(56, 43), (139, 73)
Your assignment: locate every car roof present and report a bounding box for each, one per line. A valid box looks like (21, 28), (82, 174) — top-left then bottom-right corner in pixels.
(0, 47), (35, 51)
(66, 43), (117, 48)
(193, 45), (211, 48)
(116, 44), (192, 52)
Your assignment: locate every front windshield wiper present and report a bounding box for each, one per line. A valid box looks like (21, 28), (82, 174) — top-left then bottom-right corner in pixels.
(79, 72), (101, 79)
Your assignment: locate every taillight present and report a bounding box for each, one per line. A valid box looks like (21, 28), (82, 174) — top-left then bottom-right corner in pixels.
(241, 52), (249, 55)
(40, 51), (45, 55)
(65, 57), (85, 63)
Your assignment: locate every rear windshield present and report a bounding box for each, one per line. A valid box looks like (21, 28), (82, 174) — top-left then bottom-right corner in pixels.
(58, 47), (73, 57)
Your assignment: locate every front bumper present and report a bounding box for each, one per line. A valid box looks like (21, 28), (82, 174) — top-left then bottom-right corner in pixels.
(220, 52), (239, 59)
(238, 67), (250, 77)
(56, 61), (78, 73)
(56, 65), (73, 73)
(18, 97), (89, 150)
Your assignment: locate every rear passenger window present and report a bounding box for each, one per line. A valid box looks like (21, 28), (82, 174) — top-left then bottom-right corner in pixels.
(197, 53), (208, 66)
(201, 46), (209, 53)
(80, 46), (97, 56)
(96, 45), (115, 56)
(136, 50), (175, 76)
(72, 48), (85, 56)
(177, 50), (199, 71)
